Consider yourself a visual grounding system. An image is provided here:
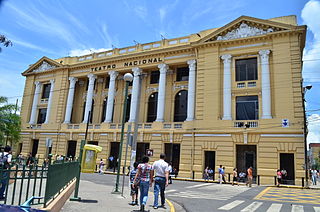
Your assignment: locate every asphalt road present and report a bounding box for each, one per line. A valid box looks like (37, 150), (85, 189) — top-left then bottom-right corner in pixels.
(81, 173), (320, 212)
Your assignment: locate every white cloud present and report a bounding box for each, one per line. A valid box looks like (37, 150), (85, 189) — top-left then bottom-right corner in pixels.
(301, 0), (320, 83)
(307, 114), (320, 144)
(134, 6), (148, 21)
(6, 2), (84, 48)
(69, 48), (111, 57)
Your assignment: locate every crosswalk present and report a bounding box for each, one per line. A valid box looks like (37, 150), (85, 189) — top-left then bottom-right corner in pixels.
(167, 183), (250, 201)
(218, 200), (320, 212)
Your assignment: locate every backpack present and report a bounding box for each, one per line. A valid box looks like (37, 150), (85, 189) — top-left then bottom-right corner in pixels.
(0, 152), (9, 169)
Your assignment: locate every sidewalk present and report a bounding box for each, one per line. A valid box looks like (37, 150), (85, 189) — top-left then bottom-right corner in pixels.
(61, 180), (177, 212)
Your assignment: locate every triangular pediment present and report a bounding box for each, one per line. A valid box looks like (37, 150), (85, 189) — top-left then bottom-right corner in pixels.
(22, 56), (62, 76)
(196, 16), (296, 43)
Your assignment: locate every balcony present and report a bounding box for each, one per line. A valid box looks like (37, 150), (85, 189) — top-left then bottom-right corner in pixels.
(234, 121), (259, 128)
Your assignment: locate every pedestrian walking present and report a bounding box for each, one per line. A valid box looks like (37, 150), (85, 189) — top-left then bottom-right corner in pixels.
(311, 169), (318, 185)
(134, 156), (153, 212)
(129, 162), (139, 206)
(208, 168), (214, 180)
(232, 168), (238, 186)
(281, 168), (287, 184)
(152, 153), (170, 209)
(204, 167), (209, 182)
(0, 146), (12, 201)
(98, 159), (104, 174)
(222, 167), (226, 183)
(168, 162), (173, 184)
(108, 155), (114, 169)
(218, 165), (223, 184)
(246, 167), (253, 187)
(276, 169), (282, 186)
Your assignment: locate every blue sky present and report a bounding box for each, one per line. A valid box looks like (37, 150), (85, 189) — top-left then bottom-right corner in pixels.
(0, 0), (319, 144)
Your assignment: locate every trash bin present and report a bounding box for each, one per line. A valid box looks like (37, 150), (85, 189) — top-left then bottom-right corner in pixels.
(81, 144), (102, 173)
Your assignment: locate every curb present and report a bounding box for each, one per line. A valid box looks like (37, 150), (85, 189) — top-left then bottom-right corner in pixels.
(165, 199), (175, 212)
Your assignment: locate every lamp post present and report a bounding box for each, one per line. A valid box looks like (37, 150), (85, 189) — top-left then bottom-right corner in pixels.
(113, 73), (133, 193)
(302, 82), (312, 188)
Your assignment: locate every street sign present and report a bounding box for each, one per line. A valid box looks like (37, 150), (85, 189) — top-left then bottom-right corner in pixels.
(282, 119), (289, 127)
(146, 149), (153, 157)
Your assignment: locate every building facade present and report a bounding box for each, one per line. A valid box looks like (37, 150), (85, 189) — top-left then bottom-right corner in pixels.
(19, 15), (306, 185)
(309, 143), (320, 169)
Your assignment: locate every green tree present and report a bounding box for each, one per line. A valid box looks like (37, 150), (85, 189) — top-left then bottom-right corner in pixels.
(0, 96), (20, 146)
(0, 34), (12, 52)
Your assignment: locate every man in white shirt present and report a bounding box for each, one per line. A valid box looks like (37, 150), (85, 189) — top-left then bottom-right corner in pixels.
(152, 153), (169, 209)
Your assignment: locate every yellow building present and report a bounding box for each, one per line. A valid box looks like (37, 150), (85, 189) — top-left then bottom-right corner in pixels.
(19, 15), (306, 185)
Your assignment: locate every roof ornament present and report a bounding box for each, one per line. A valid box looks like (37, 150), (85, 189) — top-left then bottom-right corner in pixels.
(216, 22), (274, 41)
(33, 61), (56, 73)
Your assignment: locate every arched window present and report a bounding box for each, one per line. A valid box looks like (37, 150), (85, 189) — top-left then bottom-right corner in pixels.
(101, 97), (107, 122)
(125, 94), (131, 122)
(147, 92), (158, 122)
(174, 90), (188, 122)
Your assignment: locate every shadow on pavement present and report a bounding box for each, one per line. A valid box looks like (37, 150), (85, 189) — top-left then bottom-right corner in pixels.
(79, 199), (98, 203)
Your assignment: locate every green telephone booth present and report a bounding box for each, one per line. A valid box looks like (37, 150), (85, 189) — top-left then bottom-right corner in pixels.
(81, 144), (102, 173)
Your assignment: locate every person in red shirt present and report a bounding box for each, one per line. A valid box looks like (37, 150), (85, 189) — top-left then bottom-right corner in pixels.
(246, 167), (253, 187)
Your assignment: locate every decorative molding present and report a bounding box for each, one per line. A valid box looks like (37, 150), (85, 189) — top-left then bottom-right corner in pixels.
(147, 87), (158, 93)
(221, 43), (268, 51)
(217, 23), (274, 41)
(70, 69), (90, 74)
(164, 54), (195, 60)
(194, 134), (231, 137)
(33, 61), (57, 73)
(261, 134), (303, 137)
(36, 74), (54, 79)
(173, 84), (188, 91)
(152, 134), (161, 137)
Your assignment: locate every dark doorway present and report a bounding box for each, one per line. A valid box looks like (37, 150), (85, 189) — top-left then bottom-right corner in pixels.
(205, 151), (215, 169)
(109, 142), (120, 169)
(136, 143), (150, 163)
(280, 153), (295, 185)
(17, 143), (23, 155)
(165, 143), (181, 171)
(67, 140), (77, 159)
(88, 141), (99, 146)
(236, 145), (257, 180)
(31, 139), (39, 157)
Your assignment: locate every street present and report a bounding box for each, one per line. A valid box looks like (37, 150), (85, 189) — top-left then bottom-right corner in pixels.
(75, 173), (320, 212)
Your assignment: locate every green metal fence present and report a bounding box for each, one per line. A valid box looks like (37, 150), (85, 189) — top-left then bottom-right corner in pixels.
(0, 158), (79, 208)
(44, 160), (79, 207)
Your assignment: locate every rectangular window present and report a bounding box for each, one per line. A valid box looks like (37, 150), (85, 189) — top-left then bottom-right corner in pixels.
(37, 108), (47, 124)
(236, 96), (258, 120)
(150, 71), (160, 84)
(235, 58), (257, 81)
(42, 84), (51, 99)
(105, 77), (110, 89)
(176, 67), (189, 81)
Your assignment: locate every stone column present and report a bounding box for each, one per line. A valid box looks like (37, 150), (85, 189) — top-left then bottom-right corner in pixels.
(186, 59), (197, 121)
(44, 79), (55, 124)
(128, 67), (142, 122)
(156, 64), (168, 122)
(29, 81), (42, 125)
(259, 49), (272, 119)
(64, 77), (78, 123)
(83, 74), (97, 123)
(104, 71), (118, 123)
(221, 54), (232, 120)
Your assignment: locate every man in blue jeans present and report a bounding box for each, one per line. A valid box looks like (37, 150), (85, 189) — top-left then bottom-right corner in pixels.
(152, 153), (169, 209)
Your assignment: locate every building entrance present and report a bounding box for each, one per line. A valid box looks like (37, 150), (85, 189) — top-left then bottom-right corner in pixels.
(31, 139), (39, 157)
(204, 151), (215, 169)
(136, 143), (150, 163)
(165, 143), (180, 171)
(236, 145), (257, 179)
(109, 142), (119, 170)
(280, 153), (295, 185)
(67, 140), (77, 159)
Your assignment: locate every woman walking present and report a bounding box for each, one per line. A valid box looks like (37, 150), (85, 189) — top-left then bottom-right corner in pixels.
(134, 156), (154, 212)
(232, 168), (238, 186)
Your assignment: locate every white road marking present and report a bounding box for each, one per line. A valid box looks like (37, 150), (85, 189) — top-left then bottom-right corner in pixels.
(185, 183), (212, 189)
(218, 200), (244, 210)
(241, 201), (263, 212)
(165, 189), (176, 193)
(292, 205), (304, 212)
(266, 203), (282, 212)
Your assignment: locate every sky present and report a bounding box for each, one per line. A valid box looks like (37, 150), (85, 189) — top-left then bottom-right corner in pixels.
(0, 0), (319, 145)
